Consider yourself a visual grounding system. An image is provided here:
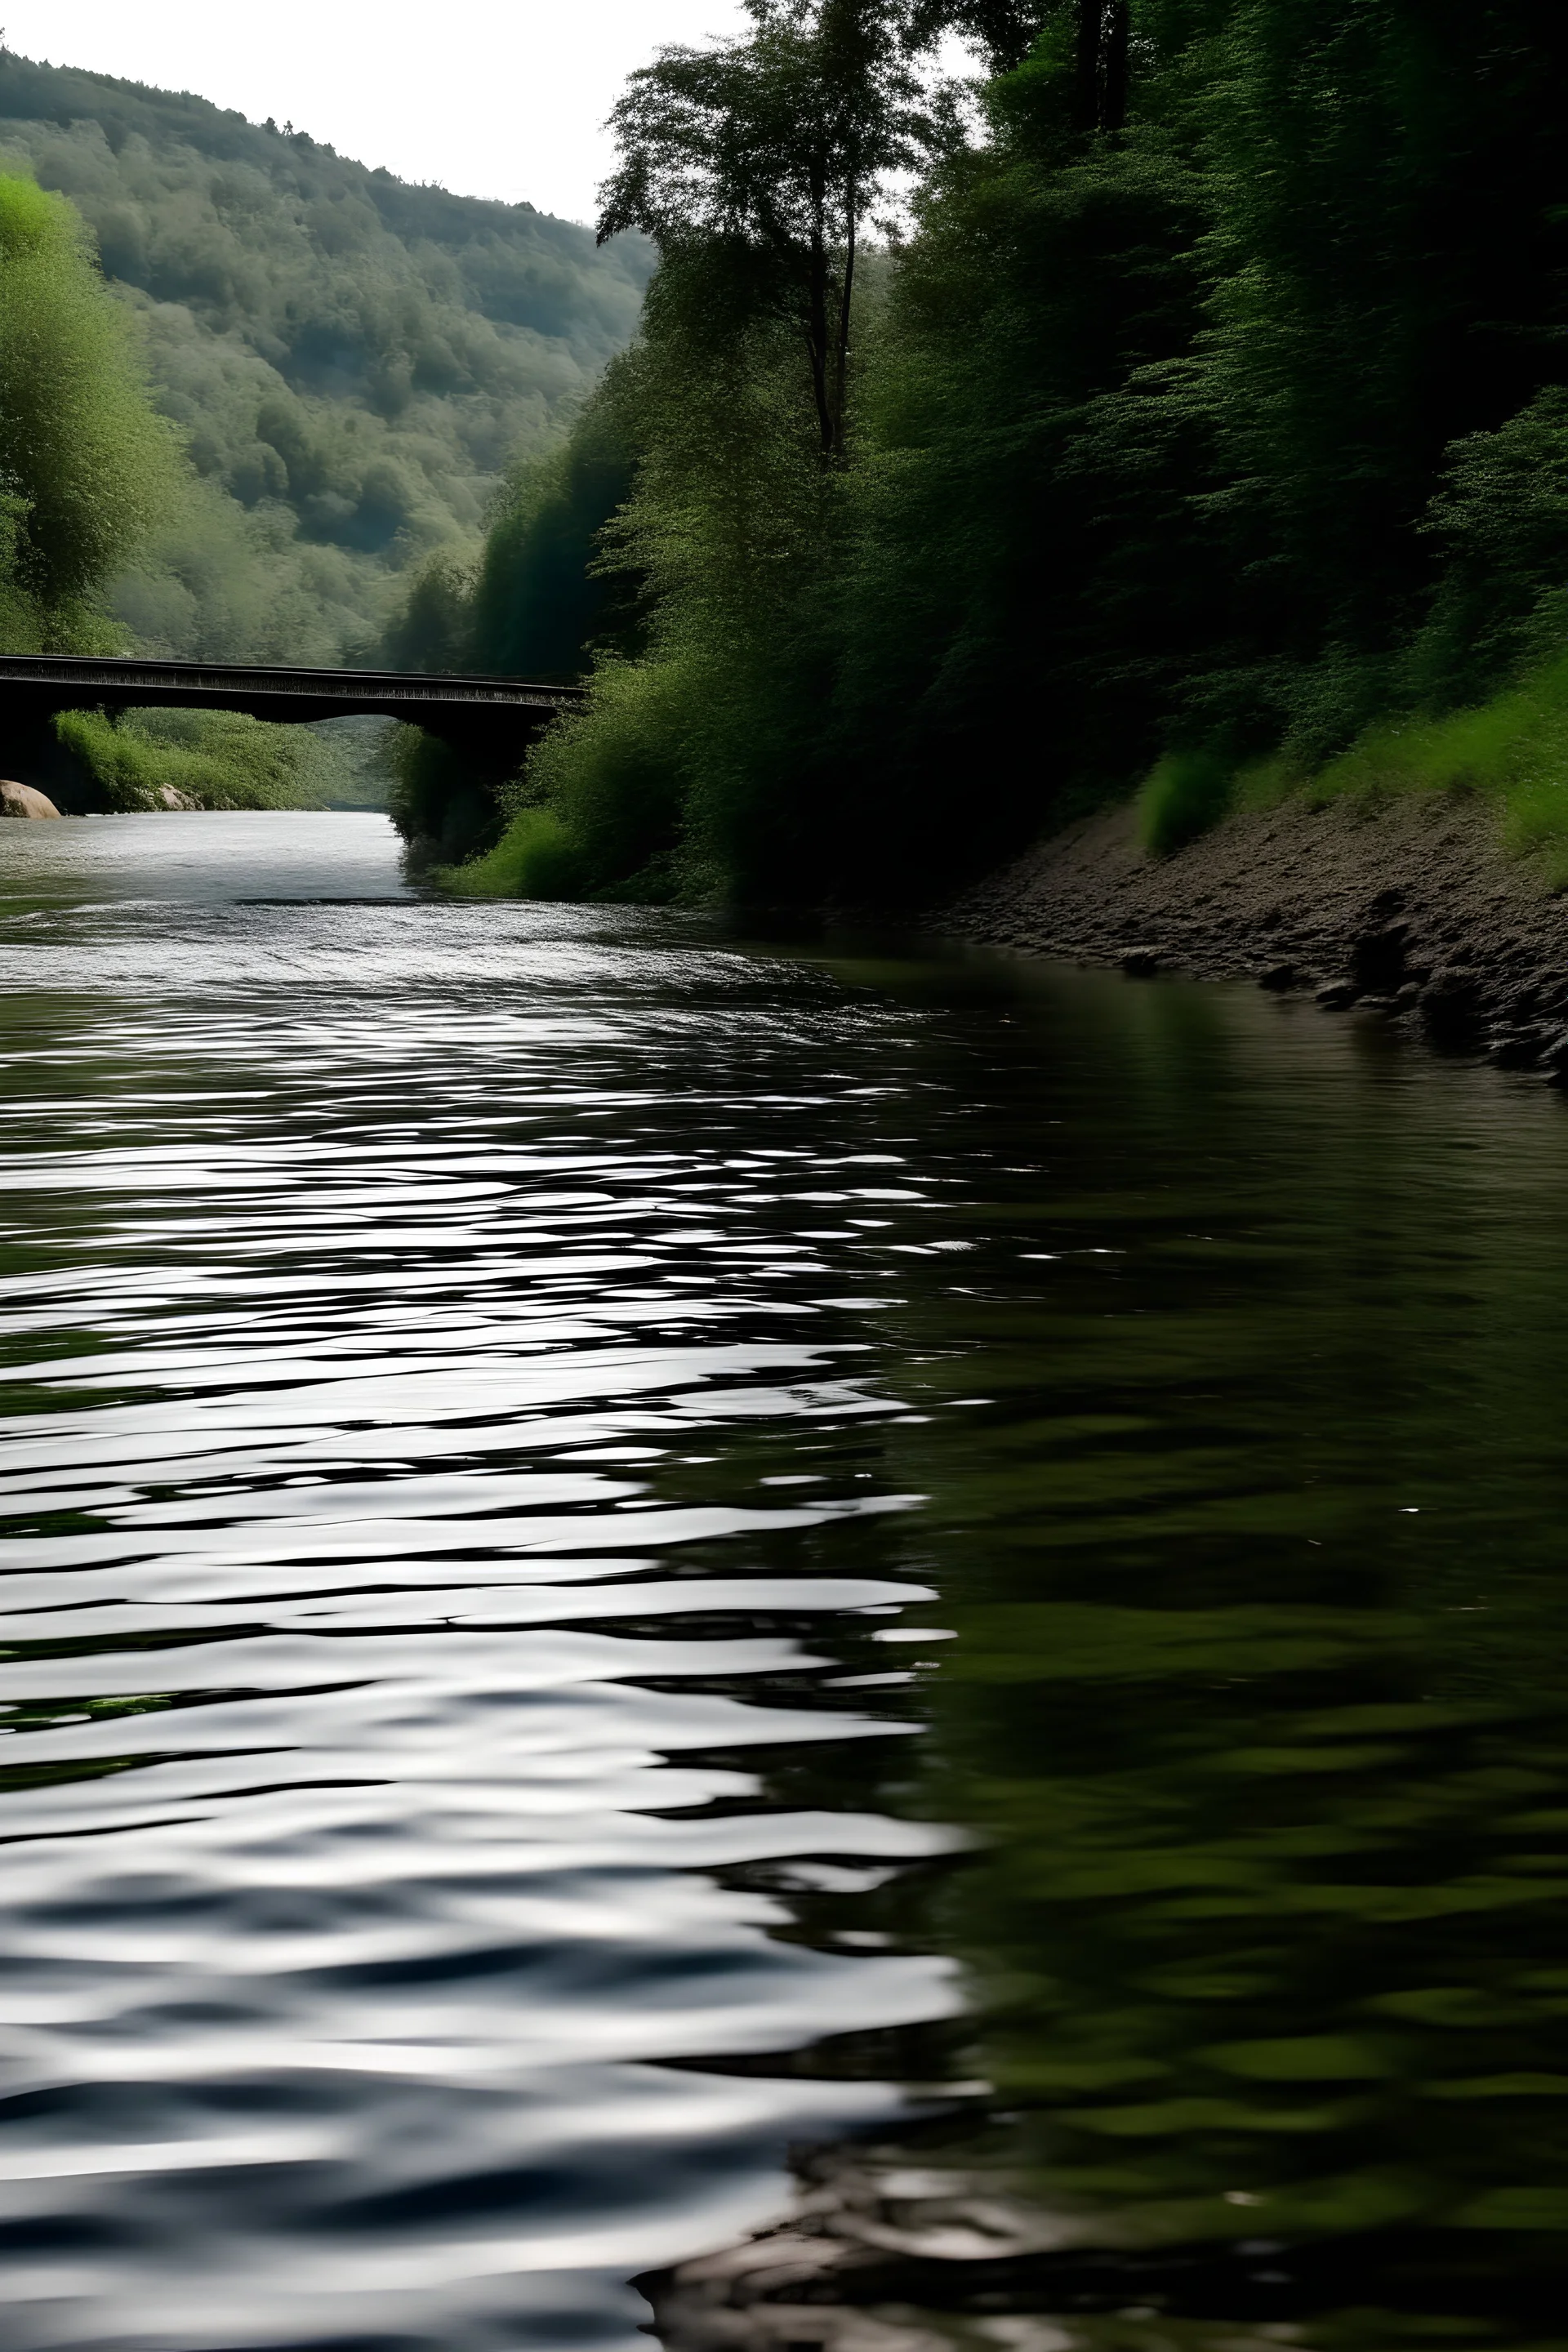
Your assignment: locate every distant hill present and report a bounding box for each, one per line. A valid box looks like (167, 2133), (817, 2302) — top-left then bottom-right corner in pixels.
(0, 48), (651, 664)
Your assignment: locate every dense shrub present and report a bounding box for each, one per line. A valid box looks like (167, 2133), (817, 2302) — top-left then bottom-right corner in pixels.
(56, 706), (358, 809)
(1138, 749), (1234, 854)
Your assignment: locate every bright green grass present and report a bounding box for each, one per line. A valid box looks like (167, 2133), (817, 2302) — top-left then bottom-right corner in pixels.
(438, 807), (589, 898)
(1138, 653), (1568, 883)
(56, 706), (350, 812)
(1136, 749), (1235, 854)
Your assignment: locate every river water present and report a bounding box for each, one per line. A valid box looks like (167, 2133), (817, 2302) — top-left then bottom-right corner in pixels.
(2, 813), (1568, 2351)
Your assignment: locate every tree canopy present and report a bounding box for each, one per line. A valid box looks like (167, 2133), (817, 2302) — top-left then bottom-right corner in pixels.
(599, 0), (955, 461)
(385, 0), (1568, 896)
(0, 170), (178, 648)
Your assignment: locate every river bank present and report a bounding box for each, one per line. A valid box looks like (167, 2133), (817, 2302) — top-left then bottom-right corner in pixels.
(641, 2143), (1077, 2352)
(950, 790), (1568, 1077)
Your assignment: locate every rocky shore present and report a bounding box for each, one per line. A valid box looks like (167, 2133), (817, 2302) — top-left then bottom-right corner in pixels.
(640, 2138), (1392, 2350)
(641, 2143), (1087, 2351)
(950, 791), (1568, 1078)
(0, 780), (61, 818)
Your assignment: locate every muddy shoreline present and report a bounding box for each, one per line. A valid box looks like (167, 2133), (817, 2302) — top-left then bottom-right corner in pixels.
(947, 792), (1568, 1076)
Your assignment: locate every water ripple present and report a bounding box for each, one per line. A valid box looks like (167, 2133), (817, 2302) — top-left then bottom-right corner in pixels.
(0, 817), (960, 2350)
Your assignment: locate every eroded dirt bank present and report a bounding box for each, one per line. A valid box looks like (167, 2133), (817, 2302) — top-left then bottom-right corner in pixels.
(951, 792), (1568, 1074)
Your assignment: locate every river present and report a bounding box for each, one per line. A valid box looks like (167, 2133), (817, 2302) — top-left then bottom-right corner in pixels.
(2, 812), (1566, 2351)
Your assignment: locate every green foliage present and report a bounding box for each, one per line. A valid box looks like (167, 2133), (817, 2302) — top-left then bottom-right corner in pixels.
(467, 242), (849, 898)
(1130, 649), (1568, 879)
(1137, 746), (1232, 853)
(518, 654), (706, 898)
(420, 1), (1568, 903)
(443, 807), (590, 898)
(0, 489), (39, 650)
(468, 394), (640, 677)
(1283, 654), (1568, 886)
(385, 724), (497, 858)
(0, 168), (178, 648)
(0, 47), (651, 664)
(599, 0), (952, 461)
(383, 384), (639, 689)
(56, 706), (359, 810)
(1407, 390), (1568, 709)
(380, 550), (477, 677)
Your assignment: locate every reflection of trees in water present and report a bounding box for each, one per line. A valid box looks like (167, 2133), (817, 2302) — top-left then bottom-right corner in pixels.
(914, 978), (1568, 2333)
(655, 972), (1568, 2347)
(942, 1601), (1568, 2238)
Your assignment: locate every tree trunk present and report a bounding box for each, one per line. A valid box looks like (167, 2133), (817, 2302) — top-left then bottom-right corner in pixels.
(832, 185), (857, 461)
(1074, 0), (1104, 133)
(808, 269), (833, 457)
(807, 176), (835, 460)
(1074, 0), (1130, 133)
(1102, 0), (1130, 131)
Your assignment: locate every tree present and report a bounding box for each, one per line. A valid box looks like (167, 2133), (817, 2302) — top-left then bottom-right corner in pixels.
(906, 1), (1129, 109)
(598, 0), (952, 462)
(1073, 0), (1130, 130)
(907, 0), (1047, 69)
(0, 172), (179, 648)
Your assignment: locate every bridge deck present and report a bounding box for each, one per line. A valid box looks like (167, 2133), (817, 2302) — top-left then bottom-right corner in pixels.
(0, 655), (586, 733)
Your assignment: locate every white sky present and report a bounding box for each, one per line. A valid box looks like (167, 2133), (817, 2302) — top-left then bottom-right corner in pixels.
(2, 1), (754, 224)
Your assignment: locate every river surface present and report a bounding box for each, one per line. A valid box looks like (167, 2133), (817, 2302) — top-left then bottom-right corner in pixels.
(2, 813), (1568, 2351)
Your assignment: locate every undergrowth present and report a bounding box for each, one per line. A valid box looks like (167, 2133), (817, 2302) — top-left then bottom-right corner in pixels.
(439, 808), (590, 898)
(1138, 653), (1568, 884)
(56, 707), (363, 812)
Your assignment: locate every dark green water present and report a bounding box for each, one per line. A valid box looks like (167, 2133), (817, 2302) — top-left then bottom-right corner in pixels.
(822, 953), (1568, 2350)
(2, 816), (1567, 2350)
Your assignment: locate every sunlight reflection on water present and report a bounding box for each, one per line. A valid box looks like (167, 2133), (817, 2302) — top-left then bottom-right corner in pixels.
(0, 817), (963, 2349)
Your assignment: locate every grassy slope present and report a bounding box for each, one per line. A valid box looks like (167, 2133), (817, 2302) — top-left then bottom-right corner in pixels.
(1139, 657), (1568, 886)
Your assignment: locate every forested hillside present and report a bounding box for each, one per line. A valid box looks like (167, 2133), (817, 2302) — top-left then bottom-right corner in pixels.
(418, 0), (1568, 905)
(0, 47), (651, 666)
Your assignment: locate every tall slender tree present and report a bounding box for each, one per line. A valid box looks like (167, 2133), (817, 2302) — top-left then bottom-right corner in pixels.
(598, 0), (953, 461)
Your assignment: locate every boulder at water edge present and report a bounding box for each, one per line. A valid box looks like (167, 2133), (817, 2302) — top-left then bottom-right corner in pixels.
(0, 780), (62, 818)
